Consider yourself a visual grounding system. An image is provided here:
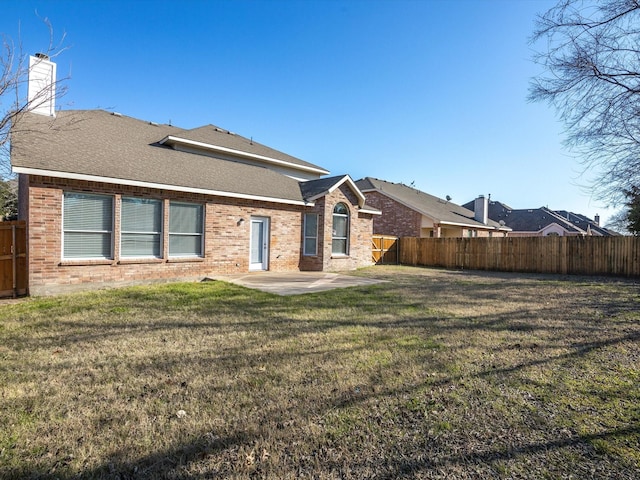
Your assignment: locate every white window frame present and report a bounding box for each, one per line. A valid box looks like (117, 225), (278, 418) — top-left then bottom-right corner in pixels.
(62, 192), (114, 260)
(120, 197), (163, 258)
(332, 203), (350, 256)
(169, 201), (204, 258)
(303, 213), (318, 256)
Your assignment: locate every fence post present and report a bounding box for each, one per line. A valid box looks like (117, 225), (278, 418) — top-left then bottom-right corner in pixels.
(12, 224), (17, 298)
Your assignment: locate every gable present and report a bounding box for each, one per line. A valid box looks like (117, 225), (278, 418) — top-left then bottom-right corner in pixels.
(302, 175), (381, 214)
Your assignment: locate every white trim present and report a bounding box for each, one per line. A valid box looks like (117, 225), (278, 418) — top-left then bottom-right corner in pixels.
(304, 175), (368, 207)
(120, 196), (163, 259)
(168, 201), (205, 258)
(159, 135), (330, 176)
(14, 167), (314, 207)
(249, 216), (270, 271)
(359, 207), (382, 215)
(62, 191), (114, 261)
(303, 213), (319, 256)
(438, 220), (510, 231)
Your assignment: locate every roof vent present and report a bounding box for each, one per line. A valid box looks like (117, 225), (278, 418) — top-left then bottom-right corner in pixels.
(111, 112), (122, 117)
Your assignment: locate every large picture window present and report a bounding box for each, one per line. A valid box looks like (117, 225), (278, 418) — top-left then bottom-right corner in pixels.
(332, 203), (349, 255)
(63, 193), (113, 259)
(303, 213), (318, 256)
(169, 202), (204, 257)
(121, 197), (162, 257)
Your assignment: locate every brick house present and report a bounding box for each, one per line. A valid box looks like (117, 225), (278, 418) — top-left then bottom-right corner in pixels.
(355, 177), (510, 238)
(10, 56), (380, 295)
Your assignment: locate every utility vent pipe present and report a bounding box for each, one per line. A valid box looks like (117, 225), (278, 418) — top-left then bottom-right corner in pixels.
(474, 195), (489, 225)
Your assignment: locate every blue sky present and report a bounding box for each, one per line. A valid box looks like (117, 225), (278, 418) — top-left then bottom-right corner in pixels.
(3, 0), (615, 224)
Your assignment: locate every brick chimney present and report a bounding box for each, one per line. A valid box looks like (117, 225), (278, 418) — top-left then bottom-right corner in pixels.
(474, 195), (488, 225)
(594, 214), (600, 227)
(27, 53), (56, 117)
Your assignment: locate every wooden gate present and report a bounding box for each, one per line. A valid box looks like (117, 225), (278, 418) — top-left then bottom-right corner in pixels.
(372, 235), (398, 264)
(0, 220), (28, 298)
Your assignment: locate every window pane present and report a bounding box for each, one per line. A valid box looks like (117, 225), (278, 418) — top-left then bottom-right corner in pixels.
(169, 235), (202, 256)
(64, 232), (112, 259)
(170, 203), (203, 234)
(169, 202), (203, 257)
(122, 198), (161, 233)
(121, 233), (161, 257)
(121, 197), (162, 257)
(64, 193), (112, 231)
(63, 193), (113, 259)
(332, 239), (347, 255)
(333, 216), (348, 237)
(332, 203), (349, 256)
(304, 238), (317, 256)
(334, 203), (348, 215)
(304, 213), (318, 237)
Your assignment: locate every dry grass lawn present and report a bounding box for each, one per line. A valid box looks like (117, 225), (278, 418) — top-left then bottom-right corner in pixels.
(0, 266), (639, 479)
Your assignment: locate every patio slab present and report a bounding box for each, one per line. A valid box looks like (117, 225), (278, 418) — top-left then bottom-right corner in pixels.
(206, 271), (385, 295)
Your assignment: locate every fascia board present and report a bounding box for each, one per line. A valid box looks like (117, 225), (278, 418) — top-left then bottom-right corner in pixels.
(439, 220), (491, 228)
(439, 220), (512, 231)
(13, 167), (314, 207)
(359, 207), (382, 215)
(159, 135), (330, 176)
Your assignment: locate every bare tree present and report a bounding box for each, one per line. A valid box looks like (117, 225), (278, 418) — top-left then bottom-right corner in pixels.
(530, 0), (640, 206)
(0, 19), (67, 179)
(604, 208), (630, 234)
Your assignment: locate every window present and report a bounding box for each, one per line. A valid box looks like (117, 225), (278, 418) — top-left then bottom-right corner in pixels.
(63, 193), (113, 259)
(303, 213), (318, 256)
(332, 203), (349, 255)
(121, 197), (162, 257)
(169, 202), (204, 257)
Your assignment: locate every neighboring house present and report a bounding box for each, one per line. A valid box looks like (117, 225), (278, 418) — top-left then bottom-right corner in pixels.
(355, 177), (511, 238)
(462, 199), (618, 237)
(10, 55), (380, 295)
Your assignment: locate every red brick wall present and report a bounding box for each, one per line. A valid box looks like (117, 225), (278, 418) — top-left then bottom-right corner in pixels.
(320, 185), (375, 271)
(22, 175), (374, 294)
(362, 191), (421, 237)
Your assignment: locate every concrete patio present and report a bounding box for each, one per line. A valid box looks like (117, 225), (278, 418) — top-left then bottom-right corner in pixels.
(206, 271), (385, 295)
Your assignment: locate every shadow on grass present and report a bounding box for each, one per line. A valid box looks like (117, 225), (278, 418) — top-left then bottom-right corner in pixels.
(1, 267), (639, 478)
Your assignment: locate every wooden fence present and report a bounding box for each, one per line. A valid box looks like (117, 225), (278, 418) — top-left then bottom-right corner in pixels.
(0, 220), (28, 298)
(399, 236), (640, 277)
(372, 235), (399, 265)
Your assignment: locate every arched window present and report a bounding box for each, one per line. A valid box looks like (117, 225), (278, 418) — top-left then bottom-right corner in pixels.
(332, 203), (349, 255)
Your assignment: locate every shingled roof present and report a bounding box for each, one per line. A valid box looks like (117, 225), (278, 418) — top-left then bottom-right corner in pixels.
(356, 177), (508, 230)
(462, 199), (619, 236)
(11, 110), (329, 205)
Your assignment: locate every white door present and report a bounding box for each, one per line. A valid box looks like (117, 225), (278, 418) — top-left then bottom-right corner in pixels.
(249, 217), (269, 271)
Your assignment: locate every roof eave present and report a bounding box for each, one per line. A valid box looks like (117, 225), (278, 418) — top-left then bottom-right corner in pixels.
(13, 167), (313, 207)
(359, 207), (382, 215)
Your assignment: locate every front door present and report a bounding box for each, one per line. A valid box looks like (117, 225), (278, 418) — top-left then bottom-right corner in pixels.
(249, 216), (269, 271)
